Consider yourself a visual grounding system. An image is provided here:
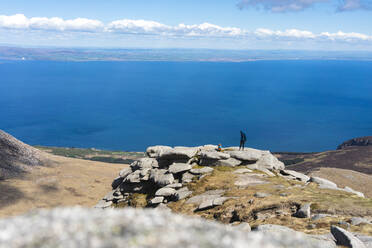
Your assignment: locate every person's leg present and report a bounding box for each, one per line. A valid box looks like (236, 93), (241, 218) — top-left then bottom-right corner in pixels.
(239, 140), (242, 150)
(242, 141), (245, 150)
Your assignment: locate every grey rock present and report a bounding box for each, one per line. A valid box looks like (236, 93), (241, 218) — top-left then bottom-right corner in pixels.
(350, 217), (371, 226)
(233, 168), (253, 174)
(146, 145), (172, 158)
(118, 167), (132, 178)
(131, 158), (159, 170)
(255, 153), (285, 170)
(213, 197), (230, 206)
(190, 167), (214, 175)
(255, 224), (336, 248)
(311, 214), (332, 221)
(310, 177), (338, 189)
(342, 187), (365, 198)
(186, 190), (225, 205)
(353, 234), (372, 248)
(0, 207), (343, 248)
(256, 167), (276, 177)
(338, 221), (351, 229)
(254, 192), (270, 198)
(165, 183), (183, 189)
(181, 172), (195, 183)
(111, 177), (124, 189)
(168, 163), (192, 174)
(150, 197), (164, 205)
(155, 187), (177, 197)
(150, 169), (174, 186)
(196, 199), (215, 211)
(94, 200), (113, 209)
(280, 169), (310, 182)
(159, 147), (197, 160)
(176, 188), (193, 200)
(294, 203), (311, 218)
(200, 151), (230, 160)
(125, 170), (141, 183)
(280, 193), (288, 197)
(331, 225), (366, 248)
(215, 158), (242, 167)
(226, 149), (262, 161)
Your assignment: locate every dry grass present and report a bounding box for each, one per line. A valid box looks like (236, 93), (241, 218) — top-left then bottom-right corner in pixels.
(166, 166), (372, 235)
(0, 153), (128, 218)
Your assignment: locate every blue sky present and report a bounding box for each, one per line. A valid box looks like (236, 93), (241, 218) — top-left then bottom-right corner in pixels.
(0, 0), (371, 50)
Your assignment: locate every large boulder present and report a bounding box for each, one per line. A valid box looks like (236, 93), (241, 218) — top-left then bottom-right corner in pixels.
(130, 158), (158, 170)
(146, 145), (172, 158)
(254, 153), (285, 171)
(310, 177), (338, 189)
(0, 207), (345, 248)
(255, 224), (336, 248)
(331, 226), (366, 248)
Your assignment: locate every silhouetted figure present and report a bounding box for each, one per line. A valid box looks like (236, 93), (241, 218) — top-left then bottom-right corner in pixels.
(239, 131), (246, 150)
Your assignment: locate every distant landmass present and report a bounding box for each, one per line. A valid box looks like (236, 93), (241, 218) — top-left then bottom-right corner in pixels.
(1, 46), (372, 62)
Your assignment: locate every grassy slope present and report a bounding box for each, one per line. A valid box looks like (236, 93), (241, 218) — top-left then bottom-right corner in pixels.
(116, 166), (372, 236)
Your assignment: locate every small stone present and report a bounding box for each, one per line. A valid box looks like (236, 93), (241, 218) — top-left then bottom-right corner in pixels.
(294, 203), (311, 218)
(254, 192), (270, 198)
(150, 197), (164, 205)
(311, 214), (332, 221)
(280, 193), (288, 197)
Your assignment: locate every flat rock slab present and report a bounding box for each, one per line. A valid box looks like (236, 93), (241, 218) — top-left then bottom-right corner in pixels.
(294, 203), (311, 218)
(280, 169), (310, 182)
(155, 188), (177, 197)
(186, 190), (225, 205)
(150, 197), (164, 205)
(351, 217), (371, 226)
(196, 197), (232, 211)
(215, 158), (242, 167)
(234, 174), (268, 188)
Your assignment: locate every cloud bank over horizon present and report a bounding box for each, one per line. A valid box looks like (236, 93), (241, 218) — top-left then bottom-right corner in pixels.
(0, 14), (371, 49)
(237, 0), (372, 12)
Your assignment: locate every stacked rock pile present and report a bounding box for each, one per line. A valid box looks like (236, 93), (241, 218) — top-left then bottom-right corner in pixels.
(96, 145), (285, 208)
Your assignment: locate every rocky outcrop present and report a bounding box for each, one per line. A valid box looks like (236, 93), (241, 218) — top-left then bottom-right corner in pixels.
(331, 226), (366, 248)
(97, 145), (284, 208)
(337, 136), (372, 150)
(310, 176), (365, 198)
(0, 130), (45, 179)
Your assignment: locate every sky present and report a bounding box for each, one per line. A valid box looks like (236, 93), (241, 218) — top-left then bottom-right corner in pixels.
(0, 0), (372, 50)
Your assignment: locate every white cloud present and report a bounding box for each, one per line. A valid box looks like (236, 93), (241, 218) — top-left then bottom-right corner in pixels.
(237, 0), (372, 12)
(106, 20), (244, 37)
(0, 14), (104, 32)
(0, 14), (372, 46)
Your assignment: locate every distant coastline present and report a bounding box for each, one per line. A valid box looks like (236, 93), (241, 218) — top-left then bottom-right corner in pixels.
(1, 46), (372, 62)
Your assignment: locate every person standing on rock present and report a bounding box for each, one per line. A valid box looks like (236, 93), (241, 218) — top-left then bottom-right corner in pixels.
(239, 131), (246, 150)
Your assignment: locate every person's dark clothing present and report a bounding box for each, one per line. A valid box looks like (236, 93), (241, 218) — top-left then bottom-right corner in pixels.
(239, 131), (246, 150)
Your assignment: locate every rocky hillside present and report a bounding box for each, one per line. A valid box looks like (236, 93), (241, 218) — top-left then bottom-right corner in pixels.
(0, 130), (46, 179)
(338, 136), (372, 150)
(97, 145), (372, 247)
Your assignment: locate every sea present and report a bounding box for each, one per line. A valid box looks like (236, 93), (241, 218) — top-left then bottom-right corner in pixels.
(1, 60), (372, 152)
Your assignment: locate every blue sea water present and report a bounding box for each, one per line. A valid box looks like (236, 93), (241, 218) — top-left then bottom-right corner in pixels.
(1, 60), (372, 152)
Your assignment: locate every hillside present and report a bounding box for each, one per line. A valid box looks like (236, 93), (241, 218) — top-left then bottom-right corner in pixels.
(0, 130), (128, 217)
